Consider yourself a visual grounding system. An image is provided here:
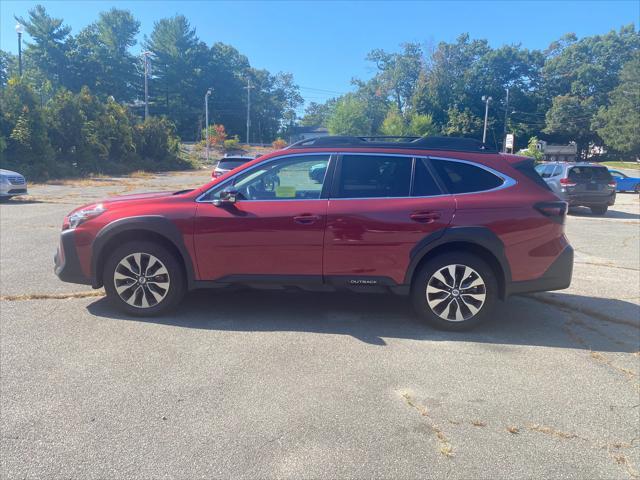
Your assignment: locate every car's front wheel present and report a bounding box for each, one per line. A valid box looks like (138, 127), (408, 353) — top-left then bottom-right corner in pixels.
(103, 241), (185, 316)
(411, 252), (497, 331)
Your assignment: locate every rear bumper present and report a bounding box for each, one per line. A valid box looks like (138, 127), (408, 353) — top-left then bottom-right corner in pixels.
(563, 191), (615, 207)
(54, 230), (92, 285)
(507, 245), (573, 296)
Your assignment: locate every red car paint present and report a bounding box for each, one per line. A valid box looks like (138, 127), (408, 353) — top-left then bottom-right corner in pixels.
(56, 144), (572, 301)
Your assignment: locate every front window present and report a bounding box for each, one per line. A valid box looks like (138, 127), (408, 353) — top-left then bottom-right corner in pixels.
(205, 154), (331, 201)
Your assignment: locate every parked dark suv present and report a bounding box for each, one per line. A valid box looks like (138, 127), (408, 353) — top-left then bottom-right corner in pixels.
(535, 162), (616, 215)
(55, 136), (573, 330)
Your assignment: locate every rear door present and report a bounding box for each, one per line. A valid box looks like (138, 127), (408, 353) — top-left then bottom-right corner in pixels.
(323, 154), (455, 286)
(568, 166), (614, 197)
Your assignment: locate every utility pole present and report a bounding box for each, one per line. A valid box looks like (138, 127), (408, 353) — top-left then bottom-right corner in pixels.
(481, 95), (492, 145)
(245, 78), (254, 144)
(15, 23), (24, 76)
(502, 88), (510, 152)
(205, 88), (212, 163)
(142, 51), (152, 121)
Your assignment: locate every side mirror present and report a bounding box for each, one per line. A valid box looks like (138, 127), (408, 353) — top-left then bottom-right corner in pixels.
(213, 189), (239, 206)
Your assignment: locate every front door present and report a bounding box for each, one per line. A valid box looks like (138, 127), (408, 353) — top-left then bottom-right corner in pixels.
(323, 154), (455, 285)
(194, 154), (332, 281)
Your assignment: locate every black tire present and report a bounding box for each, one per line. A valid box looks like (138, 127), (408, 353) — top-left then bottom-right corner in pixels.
(411, 252), (498, 331)
(103, 240), (185, 316)
(634, 184), (640, 194)
(590, 205), (608, 215)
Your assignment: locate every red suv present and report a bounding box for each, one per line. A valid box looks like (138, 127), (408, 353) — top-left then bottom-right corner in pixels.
(55, 136), (573, 330)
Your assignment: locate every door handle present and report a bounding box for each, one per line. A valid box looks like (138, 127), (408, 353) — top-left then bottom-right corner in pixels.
(410, 211), (441, 223)
(293, 214), (320, 225)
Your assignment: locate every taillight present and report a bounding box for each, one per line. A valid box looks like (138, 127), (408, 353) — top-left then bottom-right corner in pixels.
(212, 171), (220, 178)
(608, 181), (617, 188)
(560, 178), (576, 187)
(535, 201), (568, 224)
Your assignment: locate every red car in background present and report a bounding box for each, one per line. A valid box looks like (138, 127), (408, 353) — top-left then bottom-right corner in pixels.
(55, 136), (573, 330)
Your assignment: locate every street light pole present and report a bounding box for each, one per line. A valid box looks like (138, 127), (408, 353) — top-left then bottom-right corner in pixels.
(15, 23), (24, 76)
(141, 51), (151, 121)
(205, 88), (212, 163)
(481, 95), (492, 144)
(502, 88), (510, 152)
(245, 78), (254, 144)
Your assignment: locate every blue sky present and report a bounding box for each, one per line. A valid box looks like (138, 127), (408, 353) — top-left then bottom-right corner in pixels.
(1, 0), (638, 107)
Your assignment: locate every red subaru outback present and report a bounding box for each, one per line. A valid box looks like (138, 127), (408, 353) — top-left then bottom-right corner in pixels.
(55, 136), (573, 330)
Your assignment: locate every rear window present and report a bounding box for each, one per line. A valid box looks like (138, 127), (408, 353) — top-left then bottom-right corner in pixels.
(568, 166), (612, 182)
(431, 159), (503, 194)
(218, 158), (251, 169)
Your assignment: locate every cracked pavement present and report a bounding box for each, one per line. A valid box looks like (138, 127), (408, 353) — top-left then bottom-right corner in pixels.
(1, 170), (639, 479)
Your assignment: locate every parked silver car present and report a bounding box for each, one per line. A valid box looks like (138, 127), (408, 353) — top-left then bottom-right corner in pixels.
(0, 169), (28, 200)
(535, 162), (615, 215)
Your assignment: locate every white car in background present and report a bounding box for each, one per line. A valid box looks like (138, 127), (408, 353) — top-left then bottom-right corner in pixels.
(0, 169), (28, 200)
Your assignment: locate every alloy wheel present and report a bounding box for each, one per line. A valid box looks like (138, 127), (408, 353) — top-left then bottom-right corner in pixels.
(426, 264), (487, 322)
(113, 252), (171, 308)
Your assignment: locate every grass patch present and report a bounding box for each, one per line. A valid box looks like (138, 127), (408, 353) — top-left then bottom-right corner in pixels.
(601, 161), (640, 171)
(1, 290), (105, 301)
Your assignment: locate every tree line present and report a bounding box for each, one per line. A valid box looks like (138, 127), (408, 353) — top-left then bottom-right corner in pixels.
(0, 5), (303, 179)
(302, 27), (639, 159)
(0, 5), (637, 181)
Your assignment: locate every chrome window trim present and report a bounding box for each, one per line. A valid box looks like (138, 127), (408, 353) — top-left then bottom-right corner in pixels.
(328, 152), (516, 200)
(195, 151), (517, 203)
(195, 152), (334, 203)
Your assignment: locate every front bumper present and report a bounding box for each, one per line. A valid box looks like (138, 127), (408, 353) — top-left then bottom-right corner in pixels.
(507, 245), (574, 296)
(0, 183), (27, 196)
(54, 230), (92, 285)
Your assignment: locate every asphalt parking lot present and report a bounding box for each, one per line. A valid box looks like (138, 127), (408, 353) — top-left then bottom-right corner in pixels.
(1, 169), (639, 479)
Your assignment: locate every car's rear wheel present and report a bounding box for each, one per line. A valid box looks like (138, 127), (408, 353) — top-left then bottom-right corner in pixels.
(103, 241), (185, 316)
(411, 252), (497, 331)
(634, 184), (640, 194)
(590, 205), (608, 215)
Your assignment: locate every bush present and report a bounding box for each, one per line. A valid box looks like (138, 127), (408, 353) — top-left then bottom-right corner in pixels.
(223, 135), (241, 151)
(203, 124), (227, 146)
(0, 79), (189, 180)
(272, 138), (287, 149)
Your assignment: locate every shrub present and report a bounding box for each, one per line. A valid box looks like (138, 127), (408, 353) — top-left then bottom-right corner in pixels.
(272, 138), (287, 149)
(224, 135), (241, 151)
(203, 124), (227, 146)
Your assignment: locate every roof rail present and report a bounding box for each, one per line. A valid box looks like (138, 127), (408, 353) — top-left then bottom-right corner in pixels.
(285, 135), (496, 153)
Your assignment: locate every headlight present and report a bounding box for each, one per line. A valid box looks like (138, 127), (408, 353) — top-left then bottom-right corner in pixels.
(67, 203), (106, 229)
(0, 176), (9, 184)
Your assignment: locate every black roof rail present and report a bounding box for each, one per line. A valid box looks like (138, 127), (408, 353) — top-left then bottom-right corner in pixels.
(285, 135), (496, 153)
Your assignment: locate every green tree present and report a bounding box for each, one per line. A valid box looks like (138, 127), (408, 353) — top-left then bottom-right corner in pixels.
(0, 78), (53, 178)
(15, 5), (71, 89)
(327, 95), (370, 135)
(409, 113), (438, 137)
(67, 9), (140, 101)
(592, 53), (640, 158)
(367, 42), (423, 113)
(300, 100), (336, 127)
(543, 95), (597, 157)
(380, 105), (406, 136)
(442, 105), (484, 138)
(519, 136), (544, 161)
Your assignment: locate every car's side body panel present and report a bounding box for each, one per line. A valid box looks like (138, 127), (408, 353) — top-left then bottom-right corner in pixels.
(323, 196), (455, 284)
(193, 199), (328, 280)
